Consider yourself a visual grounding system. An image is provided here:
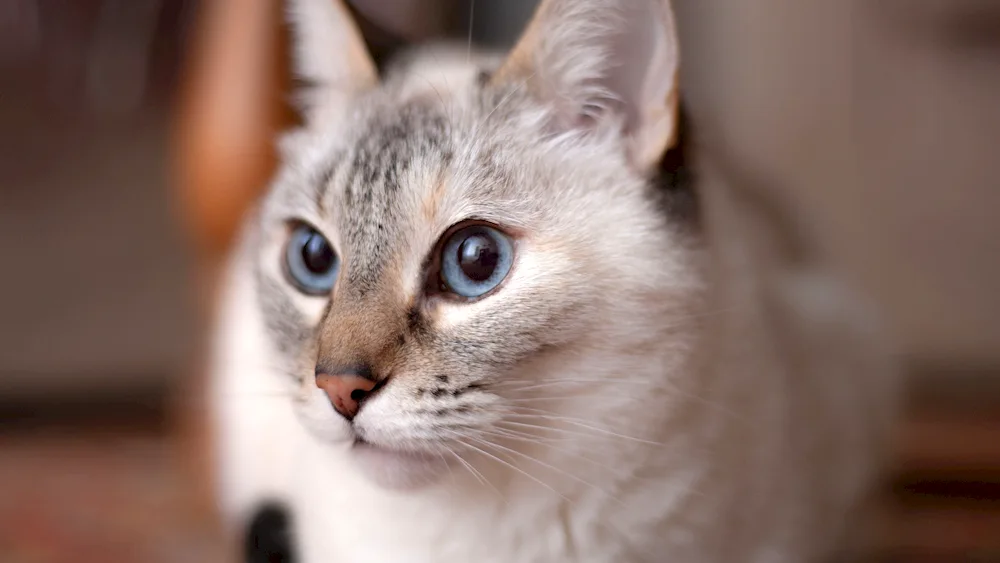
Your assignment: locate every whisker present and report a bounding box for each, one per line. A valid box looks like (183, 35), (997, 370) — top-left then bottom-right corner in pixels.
(472, 72), (536, 138)
(492, 378), (658, 387)
(479, 428), (638, 479)
(447, 447), (490, 490)
(421, 48), (464, 129)
(439, 431), (507, 501)
(482, 425), (561, 442)
(492, 378), (745, 423)
(478, 426), (577, 449)
(467, 436), (625, 507)
(415, 72), (449, 109)
(451, 435), (571, 504)
(499, 412), (664, 447)
(499, 395), (599, 404)
(436, 448), (461, 502)
(495, 420), (631, 447)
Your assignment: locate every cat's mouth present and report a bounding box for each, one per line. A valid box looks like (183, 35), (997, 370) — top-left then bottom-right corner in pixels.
(348, 438), (447, 490)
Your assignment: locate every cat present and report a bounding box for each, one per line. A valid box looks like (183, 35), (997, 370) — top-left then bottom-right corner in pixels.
(208, 0), (896, 561)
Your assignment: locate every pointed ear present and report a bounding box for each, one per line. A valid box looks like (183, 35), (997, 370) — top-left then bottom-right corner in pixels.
(287, 0), (378, 123)
(493, 0), (680, 170)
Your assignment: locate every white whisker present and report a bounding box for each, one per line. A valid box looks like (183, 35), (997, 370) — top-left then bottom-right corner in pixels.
(496, 419), (629, 446)
(472, 72), (536, 138)
(447, 446), (505, 502)
(468, 435), (625, 507)
(500, 395), (596, 404)
(479, 428), (636, 479)
(492, 378), (656, 387)
(452, 435), (570, 504)
(500, 411), (664, 447)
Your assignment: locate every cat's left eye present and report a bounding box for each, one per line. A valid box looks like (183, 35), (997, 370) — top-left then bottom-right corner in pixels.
(284, 224), (339, 296)
(437, 224), (514, 299)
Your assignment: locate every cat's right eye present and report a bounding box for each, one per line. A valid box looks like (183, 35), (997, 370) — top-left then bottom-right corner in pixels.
(284, 223), (340, 296)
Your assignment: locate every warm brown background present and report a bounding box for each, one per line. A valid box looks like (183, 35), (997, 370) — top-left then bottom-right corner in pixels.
(1, 1), (998, 561)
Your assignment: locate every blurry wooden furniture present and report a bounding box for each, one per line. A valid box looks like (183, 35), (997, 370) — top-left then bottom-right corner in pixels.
(173, 0), (292, 262)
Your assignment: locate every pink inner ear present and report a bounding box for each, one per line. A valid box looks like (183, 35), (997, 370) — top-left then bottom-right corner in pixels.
(605, 13), (659, 132)
(603, 1), (679, 137)
(607, 1), (680, 168)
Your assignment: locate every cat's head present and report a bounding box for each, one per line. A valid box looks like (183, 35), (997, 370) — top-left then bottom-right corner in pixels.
(249, 0), (700, 489)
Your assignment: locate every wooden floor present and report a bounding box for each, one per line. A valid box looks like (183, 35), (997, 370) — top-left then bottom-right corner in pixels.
(1, 393), (998, 563)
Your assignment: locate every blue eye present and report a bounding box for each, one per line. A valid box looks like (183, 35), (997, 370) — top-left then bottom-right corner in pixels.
(284, 224), (339, 295)
(439, 224), (514, 299)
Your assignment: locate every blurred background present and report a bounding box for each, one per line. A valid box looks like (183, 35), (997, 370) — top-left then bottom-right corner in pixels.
(1, 0), (998, 562)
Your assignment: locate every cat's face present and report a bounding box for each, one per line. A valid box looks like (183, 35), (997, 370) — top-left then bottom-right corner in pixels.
(247, 0), (699, 489)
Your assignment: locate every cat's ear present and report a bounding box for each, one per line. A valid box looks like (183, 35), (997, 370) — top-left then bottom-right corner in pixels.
(288, 0), (377, 123)
(493, 0), (680, 170)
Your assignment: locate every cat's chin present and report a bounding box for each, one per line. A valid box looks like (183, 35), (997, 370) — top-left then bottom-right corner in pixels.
(348, 440), (446, 491)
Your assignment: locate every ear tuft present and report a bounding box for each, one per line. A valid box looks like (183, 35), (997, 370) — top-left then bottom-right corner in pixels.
(494, 0), (680, 169)
(287, 0), (378, 123)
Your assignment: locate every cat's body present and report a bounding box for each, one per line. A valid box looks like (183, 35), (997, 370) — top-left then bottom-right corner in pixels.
(208, 1), (896, 562)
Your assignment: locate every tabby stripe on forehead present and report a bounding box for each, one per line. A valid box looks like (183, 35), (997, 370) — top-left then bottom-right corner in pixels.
(337, 103), (453, 294)
(314, 151), (345, 218)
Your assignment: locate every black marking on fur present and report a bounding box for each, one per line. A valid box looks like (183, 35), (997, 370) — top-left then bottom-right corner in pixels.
(406, 307), (428, 336)
(653, 101), (699, 228)
(436, 375), (449, 383)
(476, 68), (492, 87)
(244, 502), (296, 563)
(431, 388), (447, 398)
(451, 383), (481, 398)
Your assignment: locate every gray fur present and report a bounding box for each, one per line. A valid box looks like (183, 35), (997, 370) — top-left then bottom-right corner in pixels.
(248, 46), (699, 440)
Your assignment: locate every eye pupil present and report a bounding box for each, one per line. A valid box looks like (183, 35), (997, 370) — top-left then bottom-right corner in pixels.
(438, 224), (513, 299)
(301, 233), (334, 274)
(285, 224), (339, 295)
(457, 233), (500, 282)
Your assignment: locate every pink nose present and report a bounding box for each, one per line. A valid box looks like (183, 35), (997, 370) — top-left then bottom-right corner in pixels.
(315, 373), (377, 420)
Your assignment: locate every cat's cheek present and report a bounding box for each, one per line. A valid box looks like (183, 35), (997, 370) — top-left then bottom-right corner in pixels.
(294, 385), (354, 444)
